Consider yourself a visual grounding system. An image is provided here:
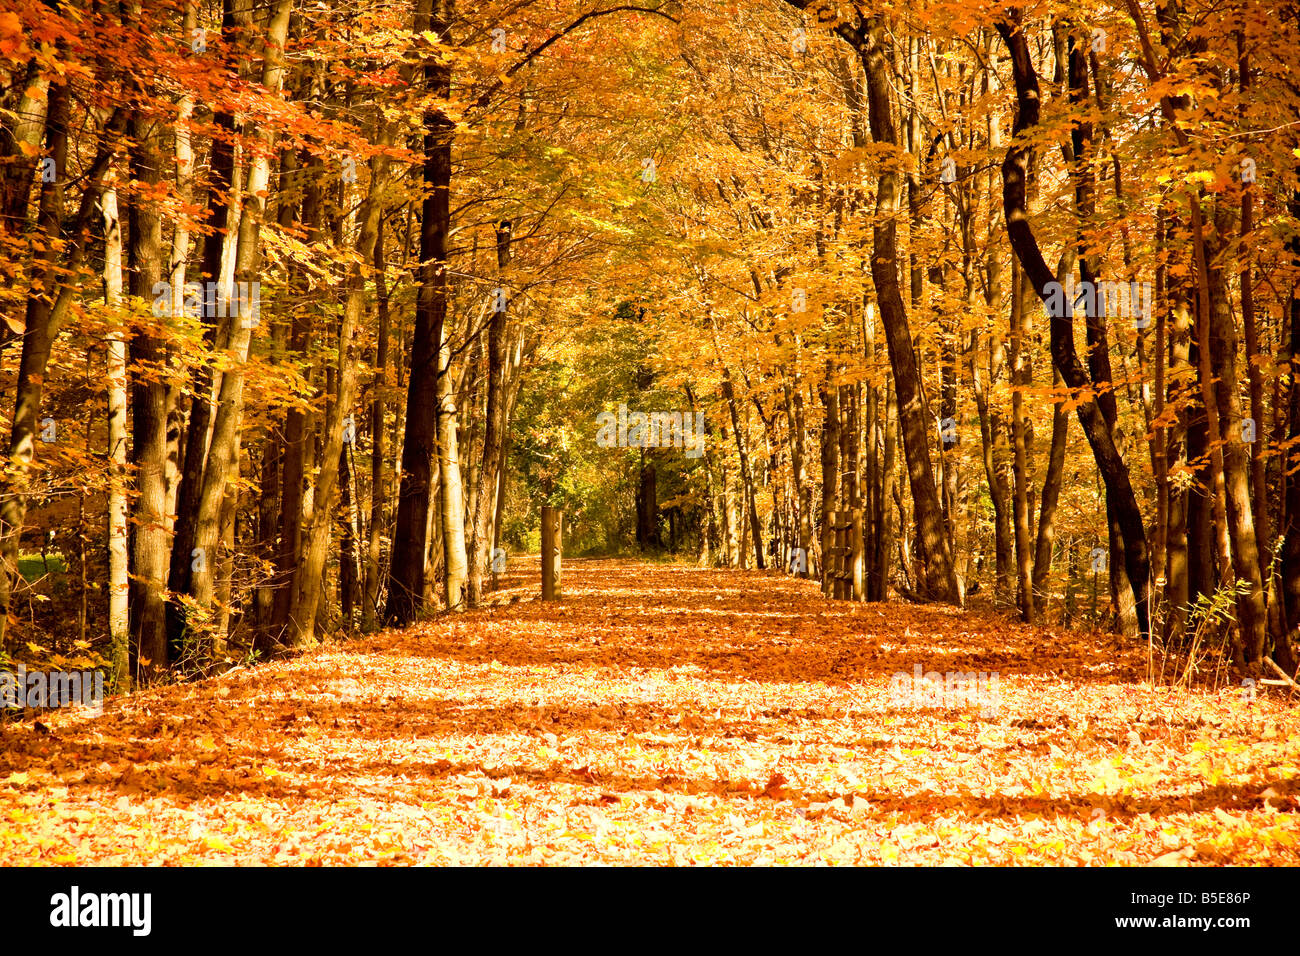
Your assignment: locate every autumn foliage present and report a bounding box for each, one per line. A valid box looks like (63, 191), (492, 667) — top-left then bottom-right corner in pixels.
(1, 0), (1299, 868)
(2, 560), (1297, 865)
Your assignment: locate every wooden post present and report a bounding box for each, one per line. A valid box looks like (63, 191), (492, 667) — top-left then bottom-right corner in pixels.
(541, 506), (562, 600)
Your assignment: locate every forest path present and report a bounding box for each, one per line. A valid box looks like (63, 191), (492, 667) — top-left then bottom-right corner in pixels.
(2, 559), (1297, 864)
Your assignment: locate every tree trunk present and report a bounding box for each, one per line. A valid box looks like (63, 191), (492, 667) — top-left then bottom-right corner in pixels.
(467, 221), (511, 604)
(1164, 243), (1194, 638)
(722, 371), (764, 569)
(173, 0), (293, 663)
(857, 17), (957, 603)
(783, 377), (812, 576)
(818, 371), (839, 594)
(1278, 183), (1300, 674)
(1209, 201), (1266, 663)
(1009, 259), (1035, 621)
(1237, 36), (1278, 661)
(1032, 364), (1069, 616)
(637, 452), (659, 549)
(268, 165), (319, 647)
(338, 442), (360, 629)
(874, 384), (898, 600)
(436, 324), (470, 610)
(363, 216), (391, 629)
(213, 438), (239, 643)
(296, 120), (395, 641)
(995, 12), (1150, 638)
(0, 77), (125, 653)
(103, 183), (130, 688)
(388, 0), (453, 624)
(165, 0), (246, 661)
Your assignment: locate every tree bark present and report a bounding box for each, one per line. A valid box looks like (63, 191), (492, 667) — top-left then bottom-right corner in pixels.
(1208, 201), (1267, 663)
(388, 0), (454, 624)
(1009, 259), (1035, 622)
(173, 0), (293, 663)
(103, 183), (130, 688)
(363, 216), (391, 629)
(0, 77), (125, 653)
(722, 371), (764, 569)
(165, 0), (246, 661)
(269, 161), (319, 646)
(817, 371), (839, 592)
(856, 17), (957, 602)
(995, 10), (1150, 638)
(467, 221), (511, 604)
(296, 118), (395, 641)
(1278, 182), (1300, 673)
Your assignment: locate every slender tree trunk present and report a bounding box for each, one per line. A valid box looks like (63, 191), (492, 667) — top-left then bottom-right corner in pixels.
(1068, 30), (1138, 639)
(467, 221), (511, 604)
(0, 65), (47, 236)
(1029, 243), (1077, 617)
(174, 0), (293, 662)
(268, 165), (319, 646)
(123, 80), (173, 680)
(818, 371), (839, 593)
(721, 455), (738, 568)
(1208, 202), (1266, 663)
(296, 120), (395, 641)
(636, 451), (659, 549)
(1009, 260), (1034, 621)
(103, 183), (130, 687)
(783, 376), (812, 576)
(1151, 213), (1168, 638)
(996, 11), (1150, 638)
(874, 384), (898, 600)
(722, 371), (764, 569)
(436, 324), (470, 610)
(166, 0), (246, 660)
(1165, 257), (1194, 642)
(213, 438), (239, 642)
(1278, 185), (1300, 673)
(1238, 36), (1274, 654)
(857, 17), (957, 603)
(1032, 364), (1069, 616)
(388, 0), (453, 624)
(338, 442), (360, 630)
(363, 217), (390, 629)
(0, 76), (125, 652)
(252, 147), (298, 635)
